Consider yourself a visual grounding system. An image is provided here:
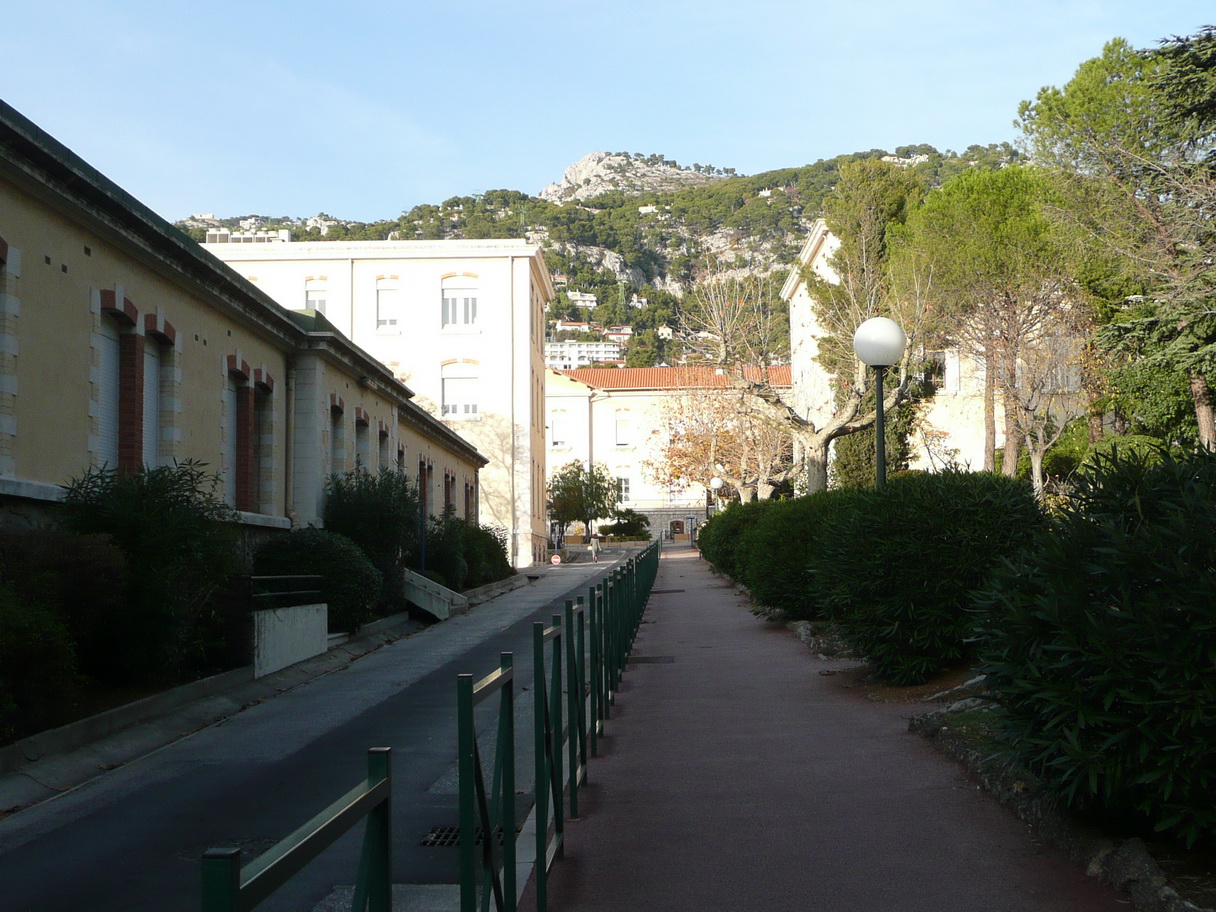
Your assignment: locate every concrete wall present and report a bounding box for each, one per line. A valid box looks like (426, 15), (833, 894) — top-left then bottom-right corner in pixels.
(253, 604), (328, 678)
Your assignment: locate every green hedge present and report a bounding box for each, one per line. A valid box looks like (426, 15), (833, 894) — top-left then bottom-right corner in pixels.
(815, 471), (1043, 684)
(738, 491), (870, 619)
(697, 499), (778, 585)
(975, 448), (1216, 846)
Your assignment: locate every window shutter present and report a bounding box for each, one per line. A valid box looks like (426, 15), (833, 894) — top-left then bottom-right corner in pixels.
(96, 320), (121, 468)
(143, 343), (161, 467)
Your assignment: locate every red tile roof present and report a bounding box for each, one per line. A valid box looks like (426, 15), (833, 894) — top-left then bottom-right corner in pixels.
(560, 364), (791, 390)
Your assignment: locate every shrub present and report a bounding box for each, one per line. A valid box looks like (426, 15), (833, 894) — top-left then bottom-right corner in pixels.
(324, 467), (420, 613)
(598, 508), (651, 540)
(0, 530), (127, 683)
(462, 522), (514, 589)
(975, 448), (1216, 846)
(254, 529), (382, 633)
(815, 471), (1043, 685)
(423, 512), (514, 592)
(58, 461), (243, 685)
(0, 584), (79, 744)
(737, 491), (869, 619)
(697, 499), (776, 584)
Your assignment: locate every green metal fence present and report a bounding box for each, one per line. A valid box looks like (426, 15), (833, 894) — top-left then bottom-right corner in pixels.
(201, 747), (392, 912)
(200, 540), (662, 912)
(458, 539), (662, 912)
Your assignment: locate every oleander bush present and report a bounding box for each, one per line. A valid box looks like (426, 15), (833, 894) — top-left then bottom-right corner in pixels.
(324, 467), (420, 613)
(254, 528), (382, 633)
(815, 470), (1043, 685)
(696, 499), (777, 584)
(975, 448), (1216, 846)
(0, 530), (127, 684)
(738, 490), (869, 619)
(0, 584), (79, 744)
(59, 461), (244, 685)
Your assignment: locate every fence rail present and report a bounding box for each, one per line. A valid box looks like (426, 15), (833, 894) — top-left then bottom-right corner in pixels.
(201, 747), (392, 912)
(202, 540), (662, 912)
(459, 539), (661, 912)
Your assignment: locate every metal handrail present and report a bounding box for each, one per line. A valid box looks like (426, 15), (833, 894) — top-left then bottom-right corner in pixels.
(201, 747), (392, 912)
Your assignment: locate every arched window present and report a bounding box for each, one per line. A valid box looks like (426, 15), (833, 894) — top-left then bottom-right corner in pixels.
(441, 360), (479, 420)
(441, 274), (478, 331)
(304, 276), (328, 314)
(376, 275), (401, 332)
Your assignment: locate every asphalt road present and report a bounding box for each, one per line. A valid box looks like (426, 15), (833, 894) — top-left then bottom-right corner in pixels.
(0, 557), (619, 912)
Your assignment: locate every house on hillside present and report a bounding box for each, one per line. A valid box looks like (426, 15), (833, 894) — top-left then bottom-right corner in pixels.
(202, 235), (555, 567)
(0, 99), (484, 534)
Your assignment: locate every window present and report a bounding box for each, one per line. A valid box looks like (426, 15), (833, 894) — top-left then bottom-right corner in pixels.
(441, 361), (479, 419)
(617, 476), (631, 503)
(305, 277), (327, 314)
(925, 351), (947, 390)
(441, 277), (478, 330)
(615, 412), (632, 447)
(96, 291), (143, 472)
(376, 283), (400, 332)
(442, 378), (478, 418)
(355, 408), (371, 467)
(96, 316), (122, 468)
(142, 340), (163, 467)
(329, 397), (345, 475)
(550, 411), (570, 448)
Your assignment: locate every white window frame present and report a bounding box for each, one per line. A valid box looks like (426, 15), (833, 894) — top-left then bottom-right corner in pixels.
(441, 286), (478, 331)
(376, 286), (401, 333)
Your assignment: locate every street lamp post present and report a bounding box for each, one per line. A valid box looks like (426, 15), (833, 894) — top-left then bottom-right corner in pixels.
(852, 317), (907, 489)
(708, 476), (724, 515)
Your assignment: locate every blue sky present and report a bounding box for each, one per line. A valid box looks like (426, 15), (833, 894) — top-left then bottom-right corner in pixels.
(3, 1), (1211, 223)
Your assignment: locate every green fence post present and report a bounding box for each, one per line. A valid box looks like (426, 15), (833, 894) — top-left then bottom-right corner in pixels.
(201, 848), (241, 912)
(563, 599), (582, 818)
(352, 747), (392, 912)
(499, 652), (517, 912)
(533, 621), (549, 912)
(457, 674), (477, 912)
(589, 584), (603, 745)
(550, 614), (565, 862)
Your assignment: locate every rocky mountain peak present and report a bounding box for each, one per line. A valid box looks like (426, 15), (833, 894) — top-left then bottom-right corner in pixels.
(539, 151), (725, 203)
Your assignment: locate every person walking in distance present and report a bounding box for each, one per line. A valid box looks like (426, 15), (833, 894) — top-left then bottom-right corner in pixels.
(589, 534), (601, 563)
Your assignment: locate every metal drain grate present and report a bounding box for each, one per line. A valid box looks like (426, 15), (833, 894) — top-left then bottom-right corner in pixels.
(650, 589), (686, 594)
(420, 824), (522, 847)
(628, 655), (676, 664)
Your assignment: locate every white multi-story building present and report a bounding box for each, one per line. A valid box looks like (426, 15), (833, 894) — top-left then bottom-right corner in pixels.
(546, 365), (792, 540)
(203, 237), (555, 566)
(782, 218), (1039, 473)
(544, 340), (621, 370)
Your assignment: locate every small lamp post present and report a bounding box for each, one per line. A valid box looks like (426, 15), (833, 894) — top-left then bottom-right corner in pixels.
(708, 476), (724, 515)
(852, 317), (907, 489)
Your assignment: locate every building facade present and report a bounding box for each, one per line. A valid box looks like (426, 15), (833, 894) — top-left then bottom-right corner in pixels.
(782, 218), (1015, 473)
(0, 100), (484, 534)
(546, 365), (793, 540)
(203, 237), (555, 566)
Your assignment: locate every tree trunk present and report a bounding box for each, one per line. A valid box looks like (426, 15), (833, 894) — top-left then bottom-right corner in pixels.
(804, 438), (830, 494)
(983, 355), (996, 472)
(1002, 387), (1022, 478)
(1190, 371), (1216, 451)
(1029, 442), (1046, 501)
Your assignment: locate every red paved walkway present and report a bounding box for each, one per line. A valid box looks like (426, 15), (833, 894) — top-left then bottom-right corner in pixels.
(523, 542), (1126, 912)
